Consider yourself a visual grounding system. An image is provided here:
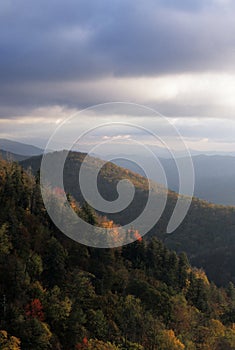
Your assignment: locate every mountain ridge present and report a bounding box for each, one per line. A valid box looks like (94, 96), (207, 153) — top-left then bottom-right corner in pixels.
(20, 150), (235, 285)
(0, 149), (29, 162)
(0, 138), (43, 156)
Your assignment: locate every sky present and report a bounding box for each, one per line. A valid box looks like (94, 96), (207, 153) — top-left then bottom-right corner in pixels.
(1, 0), (235, 153)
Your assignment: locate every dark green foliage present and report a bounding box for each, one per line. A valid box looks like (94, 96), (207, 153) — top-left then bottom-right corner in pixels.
(15, 317), (51, 350)
(81, 202), (98, 226)
(1, 158), (235, 349)
(42, 237), (67, 288)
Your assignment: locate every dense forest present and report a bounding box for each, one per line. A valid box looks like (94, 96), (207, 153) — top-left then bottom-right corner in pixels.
(21, 151), (235, 285)
(1, 158), (235, 349)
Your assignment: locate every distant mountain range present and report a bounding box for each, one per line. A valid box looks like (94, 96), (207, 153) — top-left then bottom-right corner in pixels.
(2, 138), (235, 206)
(0, 138), (43, 157)
(105, 154), (235, 206)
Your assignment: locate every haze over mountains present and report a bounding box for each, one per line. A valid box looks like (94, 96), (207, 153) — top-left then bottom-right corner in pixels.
(111, 154), (235, 206)
(1, 138), (235, 206)
(0, 138), (43, 157)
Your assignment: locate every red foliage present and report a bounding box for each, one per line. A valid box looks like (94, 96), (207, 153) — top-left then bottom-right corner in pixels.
(25, 298), (44, 321)
(75, 337), (88, 349)
(83, 337), (88, 345)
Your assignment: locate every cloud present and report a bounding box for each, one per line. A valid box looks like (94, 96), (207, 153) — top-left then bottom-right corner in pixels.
(1, 0), (235, 85)
(1, 73), (235, 119)
(0, 0), (235, 151)
(0, 0), (235, 115)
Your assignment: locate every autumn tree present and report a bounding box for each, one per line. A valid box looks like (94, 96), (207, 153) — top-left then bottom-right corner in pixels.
(25, 298), (44, 321)
(0, 330), (21, 350)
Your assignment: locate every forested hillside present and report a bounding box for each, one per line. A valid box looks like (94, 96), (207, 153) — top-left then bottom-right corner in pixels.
(1, 158), (235, 349)
(21, 151), (235, 285)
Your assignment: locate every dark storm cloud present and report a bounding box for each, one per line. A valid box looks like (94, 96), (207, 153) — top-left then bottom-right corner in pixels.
(1, 0), (235, 82)
(0, 0), (235, 114)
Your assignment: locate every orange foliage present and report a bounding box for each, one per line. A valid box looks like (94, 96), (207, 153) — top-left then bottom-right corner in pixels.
(70, 200), (77, 210)
(101, 220), (114, 229)
(100, 219), (142, 244)
(127, 229), (143, 242)
(133, 230), (142, 242)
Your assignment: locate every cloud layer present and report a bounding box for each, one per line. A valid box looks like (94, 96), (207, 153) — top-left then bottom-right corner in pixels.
(1, 1), (235, 83)
(0, 0), (235, 150)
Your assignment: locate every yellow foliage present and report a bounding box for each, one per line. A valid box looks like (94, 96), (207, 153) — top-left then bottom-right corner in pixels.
(0, 330), (21, 350)
(41, 322), (52, 343)
(79, 338), (120, 349)
(192, 268), (209, 285)
(31, 280), (46, 294)
(160, 329), (185, 350)
(101, 220), (114, 229)
(208, 319), (225, 337)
